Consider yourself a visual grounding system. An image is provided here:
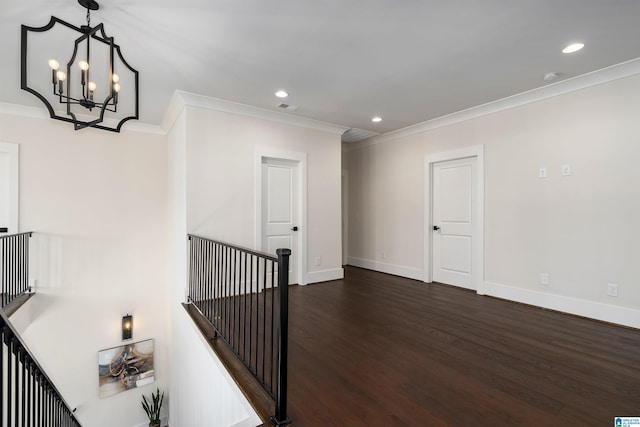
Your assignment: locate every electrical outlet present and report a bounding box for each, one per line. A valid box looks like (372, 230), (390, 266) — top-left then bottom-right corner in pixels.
(539, 273), (549, 285)
(562, 164), (571, 176)
(381, 252), (386, 260)
(315, 257), (321, 266)
(538, 167), (547, 178)
(607, 283), (618, 297)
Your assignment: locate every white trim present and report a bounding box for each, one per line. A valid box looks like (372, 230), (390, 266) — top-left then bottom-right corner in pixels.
(0, 142), (19, 234)
(306, 268), (344, 285)
(341, 170), (349, 266)
(161, 91), (189, 133)
(164, 90), (349, 136)
(348, 57), (640, 151)
(0, 102), (48, 119)
(424, 145), (484, 294)
(255, 148), (308, 286)
(0, 102), (164, 135)
(483, 281), (640, 330)
(347, 257), (424, 281)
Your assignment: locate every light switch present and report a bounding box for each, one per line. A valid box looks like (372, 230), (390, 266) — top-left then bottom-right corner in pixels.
(562, 164), (571, 176)
(538, 167), (547, 178)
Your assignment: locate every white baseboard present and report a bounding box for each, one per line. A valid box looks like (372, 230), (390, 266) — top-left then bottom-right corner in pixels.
(304, 268), (344, 285)
(483, 281), (640, 329)
(346, 257), (424, 281)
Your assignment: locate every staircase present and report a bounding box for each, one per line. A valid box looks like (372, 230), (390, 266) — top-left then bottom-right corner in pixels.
(1, 232), (82, 426)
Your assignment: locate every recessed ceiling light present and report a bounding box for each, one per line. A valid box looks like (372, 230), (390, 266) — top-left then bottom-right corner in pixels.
(543, 72), (559, 81)
(275, 90), (289, 98)
(371, 116), (382, 123)
(562, 43), (584, 54)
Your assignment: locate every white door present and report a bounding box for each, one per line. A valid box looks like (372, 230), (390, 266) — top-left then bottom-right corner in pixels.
(432, 157), (477, 290)
(261, 158), (299, 284)
(0, 143), (19, 235)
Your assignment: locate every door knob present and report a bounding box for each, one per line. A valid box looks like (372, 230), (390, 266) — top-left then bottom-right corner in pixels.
(433, 225), (440, 231)
(291, 226), (298, 231)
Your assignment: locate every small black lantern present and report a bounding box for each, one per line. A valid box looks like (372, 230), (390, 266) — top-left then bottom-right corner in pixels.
(122, 314), (133, 341)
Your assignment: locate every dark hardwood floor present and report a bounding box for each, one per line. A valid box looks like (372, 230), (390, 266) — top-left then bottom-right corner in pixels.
(284, 266), (640, 426)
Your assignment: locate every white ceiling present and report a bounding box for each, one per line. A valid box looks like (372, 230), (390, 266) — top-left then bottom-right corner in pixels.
(2, 0), (640, 140)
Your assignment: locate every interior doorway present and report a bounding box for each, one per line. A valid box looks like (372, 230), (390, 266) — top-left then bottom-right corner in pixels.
(425, 146), (484, 292)
(0, 143), (19, 235)
(256, 149), (307, 285)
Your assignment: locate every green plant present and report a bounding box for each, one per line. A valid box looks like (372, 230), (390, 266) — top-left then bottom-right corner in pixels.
(141, 387), (164, 426)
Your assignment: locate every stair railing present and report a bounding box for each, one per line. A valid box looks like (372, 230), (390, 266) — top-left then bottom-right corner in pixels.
(1, 232), (82, 426)
(1, 309), (82, 426)
(187, 234), (291, 426)
(1, 232), (33, 308)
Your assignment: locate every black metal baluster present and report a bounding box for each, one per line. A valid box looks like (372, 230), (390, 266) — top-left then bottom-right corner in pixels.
(231, 249), (236, 348)
(248, 253), (253, 369)
(26, 358), (31, 427)
(0, 326), (4, 425)
(14, 340), (20, 427)
(18, 348), (27, 426)
(206, 240), (212, 321)
(202, 239), (207, 317)
(261, 256), (267, 383)
(253, 256), (259, 375)
(213, 243), (219, 336)
(242, 252), (247, 362)
(196, 240), (204, 310)
(187, 237), (193, 303)
(8, 336), (13, 427)
(224, 246), (229, 339)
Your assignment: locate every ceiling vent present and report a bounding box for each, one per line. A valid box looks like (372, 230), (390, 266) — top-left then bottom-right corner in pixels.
(277, 103), (299, 111)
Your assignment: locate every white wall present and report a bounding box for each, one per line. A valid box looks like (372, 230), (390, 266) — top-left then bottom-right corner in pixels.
(183, 97), (344, 284)
(1, 110), (171, 427)
(345, 72), (640, 328)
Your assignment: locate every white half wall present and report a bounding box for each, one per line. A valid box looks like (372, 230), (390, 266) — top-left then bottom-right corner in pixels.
(172, 308), (261, 427)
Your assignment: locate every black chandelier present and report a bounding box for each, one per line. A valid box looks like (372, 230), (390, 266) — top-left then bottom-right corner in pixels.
(21, 0), (139, 132)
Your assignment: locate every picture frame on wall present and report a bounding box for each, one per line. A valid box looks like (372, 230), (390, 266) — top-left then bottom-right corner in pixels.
(98, 339), (155, 398)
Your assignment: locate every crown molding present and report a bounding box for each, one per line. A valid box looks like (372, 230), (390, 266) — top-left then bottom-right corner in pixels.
(0, 102), (164, 135)
(161, 90), (349, 136)
(347, 57), (640, 151)
(0, 102), (48, 119)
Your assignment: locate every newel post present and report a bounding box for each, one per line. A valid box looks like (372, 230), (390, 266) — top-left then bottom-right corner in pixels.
(271, 248), (291, 426)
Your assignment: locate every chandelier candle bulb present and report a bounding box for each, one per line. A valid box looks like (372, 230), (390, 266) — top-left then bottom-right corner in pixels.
(88, 81), (96, 100)
(56, 71), (66, 94)
(79, 60), (89, 85)
(48, 59), (59, 84)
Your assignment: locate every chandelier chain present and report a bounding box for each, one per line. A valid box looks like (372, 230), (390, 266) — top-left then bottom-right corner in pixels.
(86, 8), (91, 27)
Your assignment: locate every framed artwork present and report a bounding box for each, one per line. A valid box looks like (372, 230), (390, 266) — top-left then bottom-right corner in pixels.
(98, 339), (155, 398)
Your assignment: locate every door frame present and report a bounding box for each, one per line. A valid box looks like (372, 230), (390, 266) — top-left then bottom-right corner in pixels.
(341, 169), (348, 266)
(255, 148), (307, 286)
(424, 145), (484, 294)
(0, 142), (19, 234)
